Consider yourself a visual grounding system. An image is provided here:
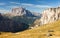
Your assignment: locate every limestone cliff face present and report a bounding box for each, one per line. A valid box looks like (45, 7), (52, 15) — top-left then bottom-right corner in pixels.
(40, 7), (60, 24)
(11, 7), (26, 16)
(33, 7), (60, 27)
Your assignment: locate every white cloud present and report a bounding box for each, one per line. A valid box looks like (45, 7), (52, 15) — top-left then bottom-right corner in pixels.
(10, 2), (20, 4)
(0, 9), (9, 13)
(0, 6), (20, 13)
(0, 3), (6, 5)
(35, 5), (52, 8)
(21, 3), (52, 8)
(7, 6), (20, 8)
(21, 3), (34, 6)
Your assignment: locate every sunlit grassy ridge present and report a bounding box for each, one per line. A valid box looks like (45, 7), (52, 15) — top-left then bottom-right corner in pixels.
(0, 20), (60, 38)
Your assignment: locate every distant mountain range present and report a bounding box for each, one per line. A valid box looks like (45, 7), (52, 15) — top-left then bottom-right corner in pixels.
(5, 7), (41, 17)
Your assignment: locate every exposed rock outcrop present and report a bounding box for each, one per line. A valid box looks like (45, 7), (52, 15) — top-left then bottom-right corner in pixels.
(40, 7), (60, 24)
(33, 7), (60, 27)
(11, 7), (26, 16)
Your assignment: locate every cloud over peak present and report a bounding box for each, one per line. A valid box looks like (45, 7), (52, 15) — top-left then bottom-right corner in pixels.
(21, 3), (52, 8)
(21, 3), (34, 6)
(10, 2), (20, 5)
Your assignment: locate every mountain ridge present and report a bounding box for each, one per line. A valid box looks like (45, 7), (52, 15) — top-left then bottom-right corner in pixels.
(40, 7), (60, 24)
(33, 7), (60, 27)
(4, 7), (41, 17)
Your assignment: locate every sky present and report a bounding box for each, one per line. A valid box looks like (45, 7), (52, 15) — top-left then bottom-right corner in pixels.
(0, 0), (60, 13)
(0, 0), (20, 13)
(20, 0), (60, 13)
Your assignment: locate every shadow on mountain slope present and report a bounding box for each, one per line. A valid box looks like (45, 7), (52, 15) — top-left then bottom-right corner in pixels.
(0, 13), (29, 33)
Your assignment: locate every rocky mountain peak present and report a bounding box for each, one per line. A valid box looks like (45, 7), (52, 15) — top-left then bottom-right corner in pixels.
(40, 7), (60, 24)
(7, 7), (33, 17)
(6, 7), (40, 17)
(11, 7), (26, 16)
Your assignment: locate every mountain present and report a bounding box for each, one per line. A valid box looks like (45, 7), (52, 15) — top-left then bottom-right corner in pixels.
(3, 7), (41, 26)
(4, 7), (41, 17)
(33, 7), (60, 27)
(40, 7), (60, 24)
(7, 7), (40, 17)
(0, 13), (29, 32)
